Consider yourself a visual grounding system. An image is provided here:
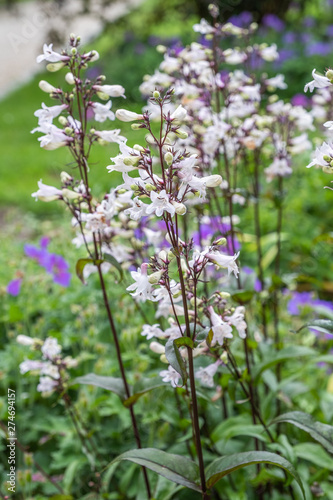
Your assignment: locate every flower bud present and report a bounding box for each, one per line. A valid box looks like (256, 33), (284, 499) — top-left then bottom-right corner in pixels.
(153, 90), (160, 98)
(117, 188), (127, 194)
(39, 80), (56, 93)
(156, 45), (167, 53)
(58, 116), (67, 126)
(96, 91), (109, 100)
(323, 155), (331, 162)
(16, 335), (35, 346)
(204, 174), (222, 187)
(174, 128), (188, 139)
(123, 156), (140, 167)
(172, 200), (187, 215)
(326, 69), (333, 80)
(160, 354), (168, 364)
(148, 270), (165, 284)
(47, 62), (66, 72)
(150, 341), (165, 354)
(164, 151), (173, 166)
(190, 297), (202, 306)
(145, 183), (157, 192)
(60, 171), (73, 183)
(220, 351), (228, 363)
(89, 50), (99, 62)
(65, 72), (75, 85)
(64, 127), (73, 135)
(61, 188), (80, 200)
(131, 123), (142, 130)
(167, 250), (175, 261)
(116, 109), (144, 122)
(158, 250), (168, 261)
(173, 289), (182, 298)
(219, 292), (231, 299)
(133, 144), (145, 152)
(214, 237), (227, 246)
(130, 184), (138, 190)
(71, 47), (77, 55)
(171, 105), (187, 122)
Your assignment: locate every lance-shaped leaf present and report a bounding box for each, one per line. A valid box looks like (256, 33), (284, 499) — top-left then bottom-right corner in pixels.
(205, 451), (305, 498)
(73, 373), (126, 400)
(123, 378), (166, 408)
(165, 338), (192, 386)
(270, 411), (333, 454)
(109, 448), (201, 492)
(103, 253), (124, 282)
(253, 346), (315, 381)
(296, 319), (333, 336)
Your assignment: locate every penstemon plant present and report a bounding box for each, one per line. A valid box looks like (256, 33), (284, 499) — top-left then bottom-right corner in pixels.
(20, 12), (333, 500)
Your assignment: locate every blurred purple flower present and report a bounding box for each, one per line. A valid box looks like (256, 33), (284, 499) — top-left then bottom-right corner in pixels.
(306, 41), (331, 57)
(228, 11), (253, 28)
(262, 14), (285, 32)
(254, 278), (262, 292)
(25, 238), (71, 287)
(327, 25), (333, 37)
(291, 94), (310, 107)
(283, 32), (297, 44)
(7, 279), (22, 296)
(303, 16), (315, 28)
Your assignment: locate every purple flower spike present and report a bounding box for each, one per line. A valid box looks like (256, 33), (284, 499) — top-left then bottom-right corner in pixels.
(262, 14), (285, 32)
(7, 279), (22, 296)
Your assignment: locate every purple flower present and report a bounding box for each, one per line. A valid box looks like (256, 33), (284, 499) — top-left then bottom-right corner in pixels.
(303, 16), (315, 28)
(327, 25), (333, 37)
(306, 42), (331, 57)
(7, 279), (22, 296)
(283, 32), (297, 44)
(291, 94), (310, 107)
(262, 14), (285, 32)
(287, 291), (314, 315)
(254, 278), (262, 293)
(25, 238), (71, 287)
(228, 11), (253, 28)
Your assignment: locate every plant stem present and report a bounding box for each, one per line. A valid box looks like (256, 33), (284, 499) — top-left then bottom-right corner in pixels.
(97, 265), (152, 499)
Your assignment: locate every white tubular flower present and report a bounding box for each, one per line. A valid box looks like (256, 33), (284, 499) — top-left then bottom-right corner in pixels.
(223, 49), (247, 65)
(304, 69), (331, 93)
(146, 190), (176, 217)
(20, 360), (44, 374)
(94, 129), (126, 144)
(159, 365), (181, 387)
(193, 18), (215, 34)
(264, 157), (292, 182)
(39, 80), (57, 93)
(32, 180), (63, 202)
(16, 335), (35, 346)
(34, 103), (68, 125)
(127, 263), (157, 302)
(324, 121), (333, 131)
(306, 141), (333, 171)
(124, 197), (148, 221)
(206, 251), (240, 277)
(264, 74), (287, 89)
(259, 44), (279, 61)
(94, 84), (125, 98)
(37, 376), (58, 394)
(171, 105), (187, 121)
(141, 324), (164, 340)
(115, 109), (144, 122)
(172, 200), (187, 215)
(107, 143), (141, 173)
(177, 156), (198, 183)
(225, 306), (247, 339)
(160, 55), (181, 73)
(65, 72), (75, 85)
(91, 100), (115, 122)
(41, 363), (60, 379)
(208, 306), (233, 346)
(84, 50), (99, 62)
(41, 337), (62, 360)
(195, 360), (222, 388)
(32, 122), (71, 150)
(203, 175), (223, 187)
(150, 342), (165, 354)
(37, 43), (69, 64)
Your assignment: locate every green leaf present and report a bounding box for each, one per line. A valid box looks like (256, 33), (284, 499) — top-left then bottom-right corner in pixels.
(123, 377), (166, 408)
(270, 411), (333, 454)
(165, 338), (188, 386)
(293, 443), (333, 470)
(174, 337), (194, 349)
(231, 290), (254, 305)
(211, 423), (268, 444)
(109, 448), (201, 492)
(253, 346), (315, 381)
(103, 253), (124, 282)
(73, 373), (126, 400)
(194, 327), (211, 345)
(205, 451), (305, 497)
(76, 258), (103, 284)
(296, 319), (333, 335)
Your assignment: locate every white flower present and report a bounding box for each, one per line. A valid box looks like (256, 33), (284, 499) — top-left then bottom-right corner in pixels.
(124, 197), (148, 221)
(304, 69), (331, 93)
(41, 363), (60, 379)
(264, 157), (292, 182)
(107, 143), (141, 173)
(146, 190), (176, 217)
(37, 376), (58, 394)
(34, 103), (68, 125)
(16, 335), (35, 346)
(260, 44), (279, 62)
(32, 180), (63, 202)
(177, 156), (198, 183)
(115, 109), (144, 122)
(196, 360), (222, 387)
(94, 129), (126, 144)
(265, 74), (287, 89)
(94, 84), (125, 98)
(193, 18), (215, 35)
(208, 306), (233, 345)
(20, 360), (44, 374)
(225, 306), (247, 339)
(171, 105), (187, 121)
(91, 101), (115, 122)
(206, 251), (240, 277)
(37, 43), (69, 63)
(127, 263), (157, 302)
(160, 365), (181, 387)
(41, 337), (62, 360)
(32, 122), (71, 150)
(141, 324), (164, 340)
(306, 141), (333, 171)
(223, 49), (247, 65)
(39, 80), (57, 93)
